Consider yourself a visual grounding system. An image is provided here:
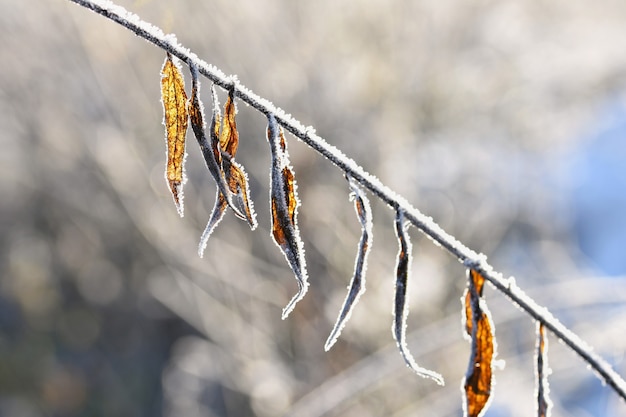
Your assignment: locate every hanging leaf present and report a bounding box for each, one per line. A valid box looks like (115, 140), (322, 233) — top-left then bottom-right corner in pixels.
(392, 209), (444, 385)
(536, 322), (552, 417)
(161, 53), (188, 217)
(325, 176), (373, 351)
(188, 65), (237, 215)
(222, 156), (257, 227)
(463, 269), (496, 417)
(267, 113), (308, 319)
(464, 269), (486, 337)
(220, 90), (239, 158)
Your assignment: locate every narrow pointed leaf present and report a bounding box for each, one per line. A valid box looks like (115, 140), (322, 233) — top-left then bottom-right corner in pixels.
(325, 176), (373, 351)
(161, 53), (188, 217)
(536, 322), (552, 417)
(267, 114), (308, 319)
(463, 269), (496, 417)
(392, 209), (444, 385)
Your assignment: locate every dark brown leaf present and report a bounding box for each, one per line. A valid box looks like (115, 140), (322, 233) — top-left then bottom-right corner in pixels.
(161, 53), (188, 217)
(463, 269), (495, 417)
(325, 176), (373, 351)
(392, 209), (444, 385)
(267, 114), (308, 319)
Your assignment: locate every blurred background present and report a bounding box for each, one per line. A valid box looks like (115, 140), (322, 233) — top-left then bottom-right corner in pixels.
(1, 0), (626, 416)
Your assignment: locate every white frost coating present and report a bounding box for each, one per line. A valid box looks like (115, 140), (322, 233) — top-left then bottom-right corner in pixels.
(393, 210), (445, 386)
(69, 0), (626, 400)
(324, 177), (373, 351)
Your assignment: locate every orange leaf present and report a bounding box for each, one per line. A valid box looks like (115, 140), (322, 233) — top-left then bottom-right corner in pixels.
(392, 209), (444, 385)
(463, 269), (496, 417)
(267, 114), (308, 319)
(464, 269), (486, 337)
(161, 53), (188, 217)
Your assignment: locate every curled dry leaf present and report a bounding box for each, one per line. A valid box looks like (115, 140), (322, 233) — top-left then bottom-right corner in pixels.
(267, 114), (308, 319)
(188, 65), (237, 216)
(393, 209), (444, 385)
(463, 269), (496, 417)
(536, 322), (552, 417)
(218, 89), (257, 227)
(325, 176), (373, 351)
(194, 84), (256, 256)
(161, 53), (188, 217)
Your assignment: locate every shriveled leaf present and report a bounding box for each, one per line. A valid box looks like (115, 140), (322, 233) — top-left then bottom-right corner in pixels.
(220, 90), (239, 158)
(188, 66), (243, 220)
(464, 269), (486, 337)
(325, 176), (373, 351)
(536, 322), (552, 417)
(223, 156), (257, 227)
(161, 53), (188, 217)
(267, 114), (308, 319)
(392, 209), (444, 385)
(463, 269), (496, 417)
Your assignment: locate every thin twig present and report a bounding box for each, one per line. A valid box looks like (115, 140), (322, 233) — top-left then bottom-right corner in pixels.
(67, 0), (626, 401)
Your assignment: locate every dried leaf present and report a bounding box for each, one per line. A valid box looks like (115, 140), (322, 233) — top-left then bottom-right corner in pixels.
(325, 176), (373, 351)
(161, 53), (188, 217)
(464, 269), (486, 337)
(536, 322), (552, 417)
(267, 114), (308, 319)
(392, 209), (444, 385)
(188, 66), (233, 208)
(223, 156), (257, 227)
(220, 90), (239, 158)
(463, 269), (496, 417)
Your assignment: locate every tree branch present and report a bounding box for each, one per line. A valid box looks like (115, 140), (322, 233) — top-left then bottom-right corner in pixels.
(67, 0), (626, 401)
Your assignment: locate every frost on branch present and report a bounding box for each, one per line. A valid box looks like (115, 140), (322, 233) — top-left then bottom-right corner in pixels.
(267, 113), (308, 319)
(392, 209), (444, 386)
(325, 176), (373, 351)
(462, 269), (496, 417)
(161, 53), (188, 217)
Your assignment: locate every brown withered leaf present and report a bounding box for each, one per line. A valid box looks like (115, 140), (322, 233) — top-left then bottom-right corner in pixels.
(463, 269), (495, 417)
(188, 66), (235, 213)
(267, 114), (308, 319)
(392, 209), (444, 385)
(325, 176), (373, 351)
(223, 157), (256, 227)
(220, 90), (239, 158)
(464, 269), (486, 337)
(536, 322), (551, 417)
(161, 53), (188, 217)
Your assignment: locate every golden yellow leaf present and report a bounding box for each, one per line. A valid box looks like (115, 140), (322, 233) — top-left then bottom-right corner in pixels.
(219, 91), (239, 158)
(161, 53), (188, 217)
